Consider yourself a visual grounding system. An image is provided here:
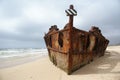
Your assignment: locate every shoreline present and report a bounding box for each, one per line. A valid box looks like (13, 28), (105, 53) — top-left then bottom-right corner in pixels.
(0, 45), (118, 69)
(0, 46), (120, 80)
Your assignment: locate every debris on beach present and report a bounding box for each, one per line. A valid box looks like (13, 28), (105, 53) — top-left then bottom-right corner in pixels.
(44, 5), (109, 74)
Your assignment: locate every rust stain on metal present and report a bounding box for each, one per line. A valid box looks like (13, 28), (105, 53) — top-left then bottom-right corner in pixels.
(44, 5), (109, 74)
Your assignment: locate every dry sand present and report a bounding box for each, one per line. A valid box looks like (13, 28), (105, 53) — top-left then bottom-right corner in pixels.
(0, 46), (120, 80)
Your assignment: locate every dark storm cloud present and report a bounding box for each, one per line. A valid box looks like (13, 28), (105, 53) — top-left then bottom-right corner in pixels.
(0, 30), (44, 48)
(0, 0), (120, 48)
(0, 39), (44, 49)
(17, 22), (48, 37)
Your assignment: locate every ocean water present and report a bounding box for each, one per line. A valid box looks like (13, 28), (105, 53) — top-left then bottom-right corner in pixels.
(0, 48), (48, 68)
(0, 48), (47, 58)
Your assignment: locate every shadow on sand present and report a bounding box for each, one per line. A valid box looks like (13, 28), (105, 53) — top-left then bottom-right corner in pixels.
(72, 50), (120, 75)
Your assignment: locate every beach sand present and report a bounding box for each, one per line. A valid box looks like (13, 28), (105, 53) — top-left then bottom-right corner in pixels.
(0, 46), (120, 80)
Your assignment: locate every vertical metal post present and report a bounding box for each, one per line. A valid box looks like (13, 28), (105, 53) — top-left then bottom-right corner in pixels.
(69, 5), (74, 50)
(69, 5), (74, 29)
(68, 5), (74, 74)
(65, 4), (77, 74)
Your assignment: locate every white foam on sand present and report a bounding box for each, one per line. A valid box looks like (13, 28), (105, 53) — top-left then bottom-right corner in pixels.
(0, 49), (48, 68)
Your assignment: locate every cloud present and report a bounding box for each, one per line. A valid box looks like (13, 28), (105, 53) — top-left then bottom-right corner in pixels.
(0, 0), (120, 48)
(75, 0), (120, 44)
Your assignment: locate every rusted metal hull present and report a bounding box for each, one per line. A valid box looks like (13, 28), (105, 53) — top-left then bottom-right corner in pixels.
(44, 5), (109, 74)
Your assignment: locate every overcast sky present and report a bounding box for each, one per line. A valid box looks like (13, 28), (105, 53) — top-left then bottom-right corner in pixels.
(0, 0), (120, 48)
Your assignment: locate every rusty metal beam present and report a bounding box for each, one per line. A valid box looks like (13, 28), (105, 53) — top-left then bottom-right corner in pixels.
(47, 46), (68, 54)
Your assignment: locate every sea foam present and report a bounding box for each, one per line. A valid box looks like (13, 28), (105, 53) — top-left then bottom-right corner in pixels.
(0, 48), (48, 68)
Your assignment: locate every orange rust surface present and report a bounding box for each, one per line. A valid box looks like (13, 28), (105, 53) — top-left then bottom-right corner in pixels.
(44, 5), (109, 74)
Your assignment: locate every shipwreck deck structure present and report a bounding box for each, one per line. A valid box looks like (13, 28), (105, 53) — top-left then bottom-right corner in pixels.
(44, 5), (109, 74)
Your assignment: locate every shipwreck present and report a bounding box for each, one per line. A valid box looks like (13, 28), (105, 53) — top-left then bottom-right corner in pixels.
(44, 5), (109, 74)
